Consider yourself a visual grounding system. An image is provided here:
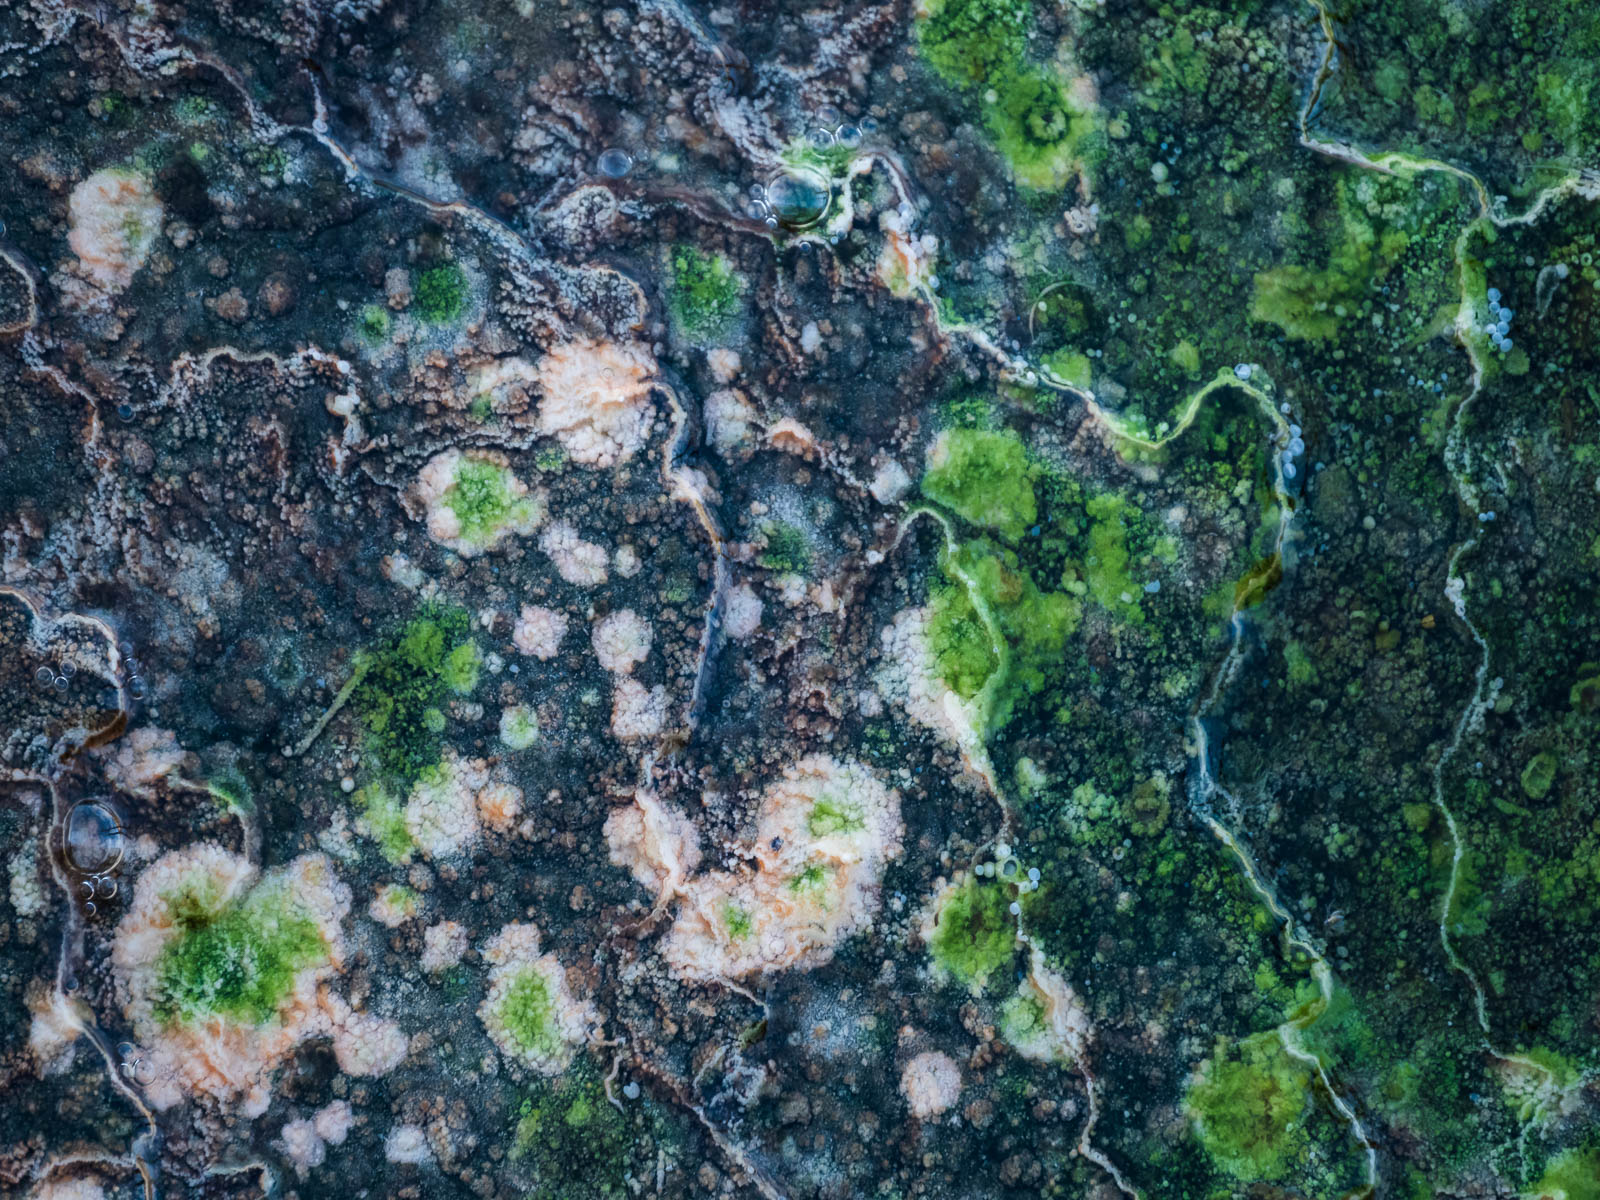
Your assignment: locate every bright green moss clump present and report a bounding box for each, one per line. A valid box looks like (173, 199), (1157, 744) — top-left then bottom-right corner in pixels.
(983, 67), (1097, 191)
(916, 0), (1030, 88)
(355, 606), (477, 782)
(922, 428), (1037, 541)
(928, 875), (1017, 991)
(915, 0), (1095, 190)
(445, 457), (539, 548)
(414, 262), (467, 323)
(1185, 1034), (1313, 1183)
(667, 244), (742, 339)
(154, 883), (326, 1026)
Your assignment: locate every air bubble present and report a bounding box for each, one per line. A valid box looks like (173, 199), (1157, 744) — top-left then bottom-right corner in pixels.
(95, 875), (118, 899)
(836, 125), (862, 148)
(858, 116), (879, 133)
(66, 801), (125, 875)
(129, 677), (146, 699)
(35, 666), (53, 685)
(764, 167), (831, 230)
(116, 404), (134, 421)
(808, 128), (835, 150)
(595, 148), (634, 178)
(84, 900), (96, 917)
(60, 661), (76, 678)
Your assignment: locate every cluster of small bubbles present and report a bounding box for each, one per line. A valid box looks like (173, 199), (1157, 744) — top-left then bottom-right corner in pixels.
(1483, 286), (1516, 353)
(36, 657), (82, 691)
(595, 148), (634, 179)
(79, 873), (118, 916)
(1477, 510), (1498, 523)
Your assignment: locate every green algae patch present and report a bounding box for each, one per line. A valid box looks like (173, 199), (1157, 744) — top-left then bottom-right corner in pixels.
(758, 521), (813, 574)
(1185, 1034), (1314, 1184)
(445, 457), (540, 549)
(787, 862), (830, 899)
(1520, 751), (1559, 801)
(357, 303), (391, 344)
(499, 704), (540, 751)
(667, 244), (743, 340)
(927, 875), (1017, 992)
(929, 540), (1080, 726)
(927, 578), (999, 700)
(1251, 171), (1416, 342)
(998, 989), (1048, 1051)
(1077, 492), (1144, 623)
(1234, 553), (1283, 611)
(414, 261), (467, 323)
(1527, 1147), (1600, 1200)
(354, 780), (414, 862)
(807, 794), (866, 837)
(500, 966), (564, 1062)
(1041, 347), (1092, 390)
(154, 884), (326, 1026)
(354, 606), (478, 783)
(722, 902), (754, 941)
(922, 428), (1037, 541)
(510, 1060), (631, 1195)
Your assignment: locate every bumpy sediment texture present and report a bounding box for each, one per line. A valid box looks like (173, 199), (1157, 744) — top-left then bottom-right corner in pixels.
(3, 0), (1600, 1197)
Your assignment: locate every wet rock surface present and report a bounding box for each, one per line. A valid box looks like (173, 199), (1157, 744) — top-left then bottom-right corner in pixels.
(2, 1), (1599, 1198)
